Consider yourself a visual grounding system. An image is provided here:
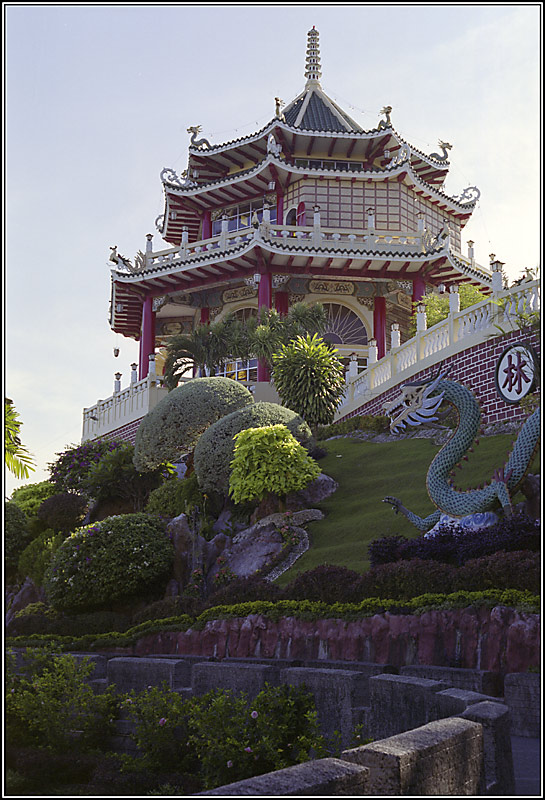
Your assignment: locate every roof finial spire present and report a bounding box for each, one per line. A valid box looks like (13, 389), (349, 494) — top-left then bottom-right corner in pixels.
(305, 26), (322, 87)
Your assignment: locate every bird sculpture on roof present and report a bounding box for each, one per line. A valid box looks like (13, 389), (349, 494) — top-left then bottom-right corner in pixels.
(430, 140), (452, 161)
(378, 106), (392, 129)
(109, 246), (136, 272)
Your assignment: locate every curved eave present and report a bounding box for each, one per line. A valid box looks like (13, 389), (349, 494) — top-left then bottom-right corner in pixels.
(186, 118), (451, 188)
(110, 235), (491, 320)
(162, 154), (477, 232)
(110, 278), (144, 339)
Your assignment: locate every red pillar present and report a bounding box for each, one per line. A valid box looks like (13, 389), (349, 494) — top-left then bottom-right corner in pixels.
(276, 192), (284, 225)
(200, 307), (210, 324)
(275, 291), (289, 316)
(202, 210), (211, 240)
(412, 275), (426, 306)
(373, 296), (386, 360)
(139, 296), (156, 380)
(257, 272), (272, 381)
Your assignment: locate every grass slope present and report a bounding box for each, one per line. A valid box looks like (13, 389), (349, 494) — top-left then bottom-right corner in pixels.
(277, 433), (540, 583)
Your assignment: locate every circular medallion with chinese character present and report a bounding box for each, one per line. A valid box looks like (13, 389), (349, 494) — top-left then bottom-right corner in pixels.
(494, 343), (538, 404)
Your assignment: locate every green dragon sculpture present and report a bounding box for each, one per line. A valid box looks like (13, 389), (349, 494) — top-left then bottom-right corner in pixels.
(382, 370), (540, 531)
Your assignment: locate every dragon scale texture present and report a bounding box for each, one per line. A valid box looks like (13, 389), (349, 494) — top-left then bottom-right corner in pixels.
(384, 376), (540, 531)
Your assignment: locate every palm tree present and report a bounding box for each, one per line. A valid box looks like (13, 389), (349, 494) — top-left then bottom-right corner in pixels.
(163, 302), (328, 389)
(5, 398), (35, 479)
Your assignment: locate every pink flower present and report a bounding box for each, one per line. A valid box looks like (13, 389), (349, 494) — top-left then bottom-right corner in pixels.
(158, 717), (167, 726)
(244, 746), (252, 753)
(250, 710), (258, 719)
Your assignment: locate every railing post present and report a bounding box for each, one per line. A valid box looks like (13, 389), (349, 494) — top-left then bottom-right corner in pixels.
(145, 233), (153, 266)
(390, 323), (400, 375)
(448, 285), (460, 345)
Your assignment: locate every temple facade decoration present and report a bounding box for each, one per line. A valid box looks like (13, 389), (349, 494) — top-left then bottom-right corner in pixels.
(108, 27), (492, 386)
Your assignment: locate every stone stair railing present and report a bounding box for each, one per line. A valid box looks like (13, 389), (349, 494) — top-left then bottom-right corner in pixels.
(337, 279), (540, 418)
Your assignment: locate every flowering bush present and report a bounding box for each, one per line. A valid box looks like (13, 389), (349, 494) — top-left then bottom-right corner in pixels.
(369, 513), (540, 568)
(44, 514), (173, 612)
(6, 648), (118, 753)
(48, 439), (125, 495)
(212, 556), (236, 589)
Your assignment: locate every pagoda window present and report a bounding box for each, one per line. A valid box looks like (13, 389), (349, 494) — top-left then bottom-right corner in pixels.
(322, 303), (368, 346)
(295, 158), (363, 172)
(211, 198), (277, 236)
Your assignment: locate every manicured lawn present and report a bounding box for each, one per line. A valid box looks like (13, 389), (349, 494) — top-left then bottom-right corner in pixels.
(276, 433), (540, 583)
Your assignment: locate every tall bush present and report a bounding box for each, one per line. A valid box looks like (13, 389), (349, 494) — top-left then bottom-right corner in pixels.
(133, 377), (254, 472)
(5, 502), (32, 577)
(194, 402), (312, 495)
(37, 493), (87, 533)
(83, 442), (168, 511)
(272, 334), (345, 429)
(229, 425), (321, 505)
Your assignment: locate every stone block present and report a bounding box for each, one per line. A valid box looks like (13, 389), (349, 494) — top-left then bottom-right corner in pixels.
(504, 672), (540, 737)
(192, 662), (280, 699)
(400, 664), (501, 696)
(195, 757), (369, 796)
(106, 657), (192, 692)
(302, 660), (397, 705)
(368, 674), (447, 739)
(342, 717), (483, 796)
(281, 667), (368, 750)
(459, 700), (515, 795)
(436, 688), (504, 717)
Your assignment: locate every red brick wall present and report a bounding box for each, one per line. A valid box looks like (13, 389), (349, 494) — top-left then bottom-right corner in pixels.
(102, 417), (143, 445)
(341, 328), (540, 424)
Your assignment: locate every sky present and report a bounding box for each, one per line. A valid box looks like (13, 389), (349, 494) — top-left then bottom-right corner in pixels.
(4, 2), (542, 498)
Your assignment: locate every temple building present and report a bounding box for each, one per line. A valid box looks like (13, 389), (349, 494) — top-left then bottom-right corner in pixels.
(85, 27), (496, 442)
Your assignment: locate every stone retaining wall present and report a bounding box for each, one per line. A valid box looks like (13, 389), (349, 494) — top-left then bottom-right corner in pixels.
(129, 606), (540, 675)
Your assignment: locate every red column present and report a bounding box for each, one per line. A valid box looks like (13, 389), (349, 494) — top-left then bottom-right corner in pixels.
(373, 296), (386, 360)
(276, 192), (284, 225)
(139, 296), (156, 380)
(257, 272), (272, 381)
(412, 276), (426, 306)
(200, 307), (210, 324)
(202, 210), (212, 239)
(275, 291), (289, 316)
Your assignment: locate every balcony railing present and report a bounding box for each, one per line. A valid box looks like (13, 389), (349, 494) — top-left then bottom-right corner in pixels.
(128, 220), (490, 283)
(82, 375), (169, 442)
(337, 279), (540, 417)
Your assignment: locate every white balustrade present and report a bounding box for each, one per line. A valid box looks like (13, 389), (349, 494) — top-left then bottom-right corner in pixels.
(338, 280), (540, 414)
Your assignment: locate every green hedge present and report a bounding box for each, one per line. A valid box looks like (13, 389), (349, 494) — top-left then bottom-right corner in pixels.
(6, 590), (538, 651)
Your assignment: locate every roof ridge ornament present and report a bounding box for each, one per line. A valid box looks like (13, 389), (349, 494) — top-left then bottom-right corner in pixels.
(429, 140), (452, 161)
(305, 26), (322, 86)
(378, 106), (392, 130)
(275, 97), (286, 121)
(187, 125), (211, 150)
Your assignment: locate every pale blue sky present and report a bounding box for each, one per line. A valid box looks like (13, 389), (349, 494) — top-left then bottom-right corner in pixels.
(4, 3), (541, 497)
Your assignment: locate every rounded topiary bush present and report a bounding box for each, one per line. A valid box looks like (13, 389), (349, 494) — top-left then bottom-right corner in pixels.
(44, 513), (173, 612)
(37, 492), (87, 533)
(17, 528), (64, 586)
(5, 501), (32, 576)
(456, 549), (540, 594)
(133, 377), (255, 472)
(356, 558), (457, 600)
(145, 473), (205, 519)
(194, 402), (312, 495)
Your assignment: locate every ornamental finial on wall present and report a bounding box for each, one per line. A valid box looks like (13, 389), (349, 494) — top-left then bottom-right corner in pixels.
(305, 26), (322, 85)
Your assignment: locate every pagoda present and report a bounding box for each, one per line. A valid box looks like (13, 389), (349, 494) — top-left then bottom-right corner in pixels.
(108, 27), (492, 387)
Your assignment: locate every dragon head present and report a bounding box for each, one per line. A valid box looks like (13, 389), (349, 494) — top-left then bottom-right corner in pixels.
(384, 370), (447, 434)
